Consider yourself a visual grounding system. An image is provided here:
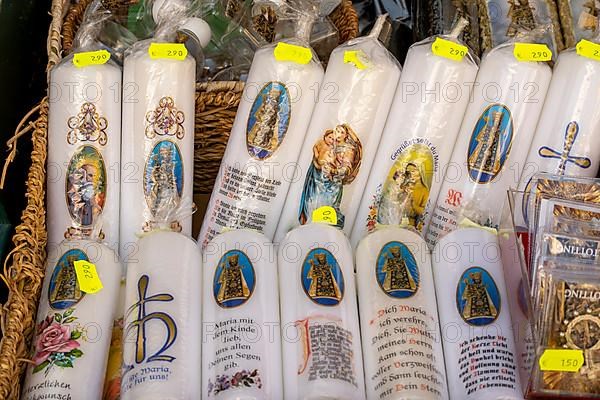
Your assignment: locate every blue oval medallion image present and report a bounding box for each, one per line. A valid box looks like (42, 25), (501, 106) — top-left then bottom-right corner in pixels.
(456, 266), (501, 326)
(48, 249), (88, 310)
(246, 81), (291, 160)
(213, 250), (256, 308)
(301, 248), (344, 306)
(466, 104), (513, 184)
(376, 241), (419, 298)
(144, 140), (184, 217)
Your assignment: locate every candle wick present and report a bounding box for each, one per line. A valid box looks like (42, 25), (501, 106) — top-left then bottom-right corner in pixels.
(368, 14), (388, 39)
(449, 17), (469, 39)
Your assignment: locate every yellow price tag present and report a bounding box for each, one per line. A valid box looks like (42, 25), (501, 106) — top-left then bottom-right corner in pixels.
(539, 349), (584, 372)
(72, 50), (111, 68)
(344, 50), (370, 70)
(312, 206), (338, 225)
(74, 260), (103, 294)
(576, 39), (600, 61)
(273, 42), (312, 65)
(148, 43), (188, 60)
(431, 37), (468, 61)
(514, 43), (552, 62)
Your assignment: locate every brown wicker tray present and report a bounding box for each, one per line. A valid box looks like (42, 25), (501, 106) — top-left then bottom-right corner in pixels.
(0, 0), (358, 398)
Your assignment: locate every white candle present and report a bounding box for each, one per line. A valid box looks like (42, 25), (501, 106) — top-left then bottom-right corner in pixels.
(120, 43), (196, 261)
(432, 228), (523, 400)
(425, 43), (552, 248)
(356, 226), (448, 400)
(278, 223), (365, 399)
(202, 230), (283, 399)
(121, 231), (202, 400)
(47, 54), (122, 253)
(21, 240), (122, 400)
(198, 40), (325, 248)
(517, 48), (600, 225)
(349, 35), (478, 249)
(273, 23), (401, 242)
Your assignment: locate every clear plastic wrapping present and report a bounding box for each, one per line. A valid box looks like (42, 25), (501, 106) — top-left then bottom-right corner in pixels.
(557, 0), (600, 48)
(47, 0), (122, 253)
(120, 0), (197, 259)
(528, 231), (600, 398)
(350, 20), (479, 248)
(274, 15), (401, 242)
(198, 0), (325, 248)
(424, 33), (553, 248)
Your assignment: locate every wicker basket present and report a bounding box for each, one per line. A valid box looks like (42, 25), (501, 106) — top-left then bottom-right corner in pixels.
(0, 0), (358, 398)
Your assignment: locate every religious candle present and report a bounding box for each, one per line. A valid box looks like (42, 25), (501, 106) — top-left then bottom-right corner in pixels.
(120, 38), (196, 261)
(121, 231), (202, 400)
(432, 227), (523, 400)
(47, 51), (122, 253)
(198, 10), (325, 248)
(202, 229), (283, 399)
(349, 26), (479, 249)
(424, 41), (552, 248)
(278, 223), (365, 399)
(356, 226), (448, 400)
(273, 15), (401, 242)
(21, 240), (122, 400)
(517, 45), (600, 225)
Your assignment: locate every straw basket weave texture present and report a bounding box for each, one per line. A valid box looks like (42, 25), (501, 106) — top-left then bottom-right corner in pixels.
(0, 0), (358, 398)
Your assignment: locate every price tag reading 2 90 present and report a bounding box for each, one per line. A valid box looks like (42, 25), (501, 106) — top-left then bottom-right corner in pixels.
(73, 50), (111, 68)
(431, 37), (468, 61)
(149, 43), (188, 61)
(73, 260), (103, 294)
(514, 43), (552, 62)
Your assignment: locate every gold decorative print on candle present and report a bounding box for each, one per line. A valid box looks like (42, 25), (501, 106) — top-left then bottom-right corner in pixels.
(301, 248), (344, 306)
(456, 267), (501, 326)
(67, 102), (108, 145)
(373, 143), (433, 232)
(124, 275), (178, 368)
(64, 146), (106, 239)
(48, 249), (88, 310)
(145, 96), (185, 140)
(142, 140), (184, 231)
(375, 241), (420, 299)
(538, 121), (592, 174)
(246, 81), (291, 160)
(541, 281), (600, 394)
(467, 104), (514, 184)
(213, 250), (256, 308)
(298, 124), (362, 229)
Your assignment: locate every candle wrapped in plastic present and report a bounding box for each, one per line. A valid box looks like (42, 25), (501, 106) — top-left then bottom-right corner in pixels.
(22, 187), (122, 400)
(517, 34), (600, 227)
(274, 14), (401, 242)
(120, 0), (196, 260)
(350, 18), (479, 248)
(47, 1), (122, 254)
(424, 29), (553, 248)
(199, 0), (325, 248)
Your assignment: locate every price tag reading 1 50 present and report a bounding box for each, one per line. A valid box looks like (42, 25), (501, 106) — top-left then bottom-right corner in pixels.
(148, 43), (188, 61)
(514, 43), (553, 62)
(539, 349), (584, 372)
